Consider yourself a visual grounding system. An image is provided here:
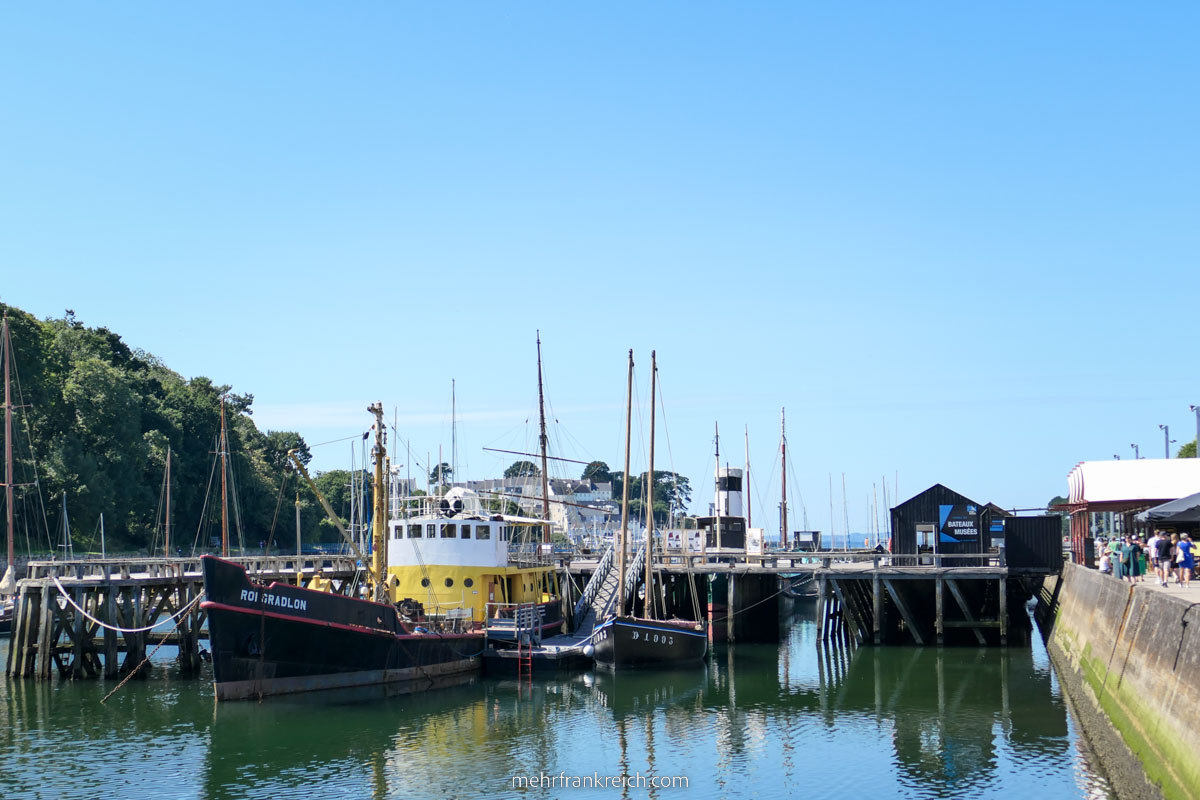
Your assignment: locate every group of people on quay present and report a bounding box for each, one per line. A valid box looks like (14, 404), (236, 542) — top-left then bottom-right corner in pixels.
(1096, 531), (1194, 588)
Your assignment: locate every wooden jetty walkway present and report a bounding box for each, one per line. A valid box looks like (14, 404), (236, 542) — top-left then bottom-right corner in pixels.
(567, 546), (1060, 648)
(5, 555), (360, 680)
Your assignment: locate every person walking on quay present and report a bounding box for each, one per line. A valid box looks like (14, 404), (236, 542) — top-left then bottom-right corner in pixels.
(1111, 537), (1126, 580)
(1147, 531), (1161, 578)
(1120, 536), (1142, 585)
(1169, 534), (1181, 585)
(1176, 534), (1194, 589)
(1154, 532), (1173, 587)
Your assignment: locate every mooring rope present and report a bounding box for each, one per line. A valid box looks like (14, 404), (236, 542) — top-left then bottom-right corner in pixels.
(50, 575), (205, 634)
(100, 591), (206, 705)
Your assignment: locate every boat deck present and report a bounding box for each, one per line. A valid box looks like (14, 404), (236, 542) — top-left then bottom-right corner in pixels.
(482, 630), (593, 674)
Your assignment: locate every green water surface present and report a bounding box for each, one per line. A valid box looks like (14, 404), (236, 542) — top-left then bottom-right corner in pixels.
(0, 606), (1114, 799)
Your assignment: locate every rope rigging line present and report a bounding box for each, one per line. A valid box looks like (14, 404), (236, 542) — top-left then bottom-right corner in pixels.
(10, 355), (54, 552)
(50, 575), (205, 634)
(190, 433), (221, 557)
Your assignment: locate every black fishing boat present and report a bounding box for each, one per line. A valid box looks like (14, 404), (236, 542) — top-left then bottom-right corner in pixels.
(201, 555), (482, 701)
(590, 351), (708, 669)
(590, 615), (707, 667)
(200, 403), (484, 701)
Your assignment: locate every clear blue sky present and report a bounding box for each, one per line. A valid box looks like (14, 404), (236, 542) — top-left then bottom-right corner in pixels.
(3, 3), (1197, 534)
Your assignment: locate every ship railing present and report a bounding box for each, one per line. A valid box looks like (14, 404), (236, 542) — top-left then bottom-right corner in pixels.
(483, 601), (544, 645)
(653, 549), (1008, 571)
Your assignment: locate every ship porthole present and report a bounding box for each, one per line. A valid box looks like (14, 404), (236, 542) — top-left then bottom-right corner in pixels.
(421, 578), (430, 588)
(464, 578), (474, 587)
(444, 577), (454, 587)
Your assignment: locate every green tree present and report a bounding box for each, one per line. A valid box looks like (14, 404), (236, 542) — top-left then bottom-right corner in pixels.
(429, 462), (453, 488)
(504, 460), (540, 479)
(1178, 440), (1197, 458)
(581, 460), (612, 484)
(610, 470), (691, 524)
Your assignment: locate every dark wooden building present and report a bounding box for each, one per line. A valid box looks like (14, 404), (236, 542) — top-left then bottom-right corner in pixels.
(890, 483), (1063, 573)
(694, 515), (746, 549)
(890, 484), (992, 556)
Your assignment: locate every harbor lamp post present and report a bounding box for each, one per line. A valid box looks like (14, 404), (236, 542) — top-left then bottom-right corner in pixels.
(1131, 443), (1140, 459)
(1113, 454), (1121, 460)
(1191, 405), (1199, 456)
(1159, 425), (1175, 459)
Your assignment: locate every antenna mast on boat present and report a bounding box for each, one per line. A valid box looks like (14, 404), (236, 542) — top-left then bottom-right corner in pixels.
(368, 402), (387, 603)
(714, 423), (721, 548)
(616, 350), (634, 613)
(3, 313), (13, 580)
(744, 426), (751, 529)
(451, 379), (458, 480)
(220, 395), (229, 557)
(780, 407), (788, 550)
(536, 332), (551, 544)
(645, 351), (657, 620)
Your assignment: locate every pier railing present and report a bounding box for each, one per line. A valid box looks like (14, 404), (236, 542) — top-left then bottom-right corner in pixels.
(22, 554), (363, 582)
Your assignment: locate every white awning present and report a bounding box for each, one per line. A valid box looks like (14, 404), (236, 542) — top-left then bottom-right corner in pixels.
(1067, 459), (1200, 505)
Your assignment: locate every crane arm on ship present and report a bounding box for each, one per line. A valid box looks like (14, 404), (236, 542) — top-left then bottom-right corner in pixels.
(286, 448), (377, 587)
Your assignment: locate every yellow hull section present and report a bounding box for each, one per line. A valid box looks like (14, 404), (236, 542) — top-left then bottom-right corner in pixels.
(386, 563), (560, 623)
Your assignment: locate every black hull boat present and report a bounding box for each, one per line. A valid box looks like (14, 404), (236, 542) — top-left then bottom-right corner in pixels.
(200, 556), (483, 701)
(591, 616), (708, 668)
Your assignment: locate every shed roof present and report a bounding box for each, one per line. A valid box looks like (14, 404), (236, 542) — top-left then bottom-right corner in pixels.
(1066, 459), (1200, 509)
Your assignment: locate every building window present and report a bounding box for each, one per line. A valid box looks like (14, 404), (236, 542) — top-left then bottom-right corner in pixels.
(442, 524), (456, 539)
(426, 524), (436, 538)
(409, 524), (422, 539)
(461, 525), (471, 539)
(476, 525), (490, 540)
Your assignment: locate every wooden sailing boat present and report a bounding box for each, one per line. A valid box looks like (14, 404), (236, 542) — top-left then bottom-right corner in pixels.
(592, 351), (707, 668)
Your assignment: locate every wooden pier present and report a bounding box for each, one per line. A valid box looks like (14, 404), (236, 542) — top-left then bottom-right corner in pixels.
(5, 555), (360, 681)
(568, 547), (1056, 648)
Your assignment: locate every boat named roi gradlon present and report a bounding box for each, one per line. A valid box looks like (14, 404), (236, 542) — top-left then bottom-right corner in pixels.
(201, 402), (566, 701)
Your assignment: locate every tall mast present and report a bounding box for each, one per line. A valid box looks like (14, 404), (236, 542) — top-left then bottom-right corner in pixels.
(165, 447), (172, 558)
(645, 351), (657, 620)
(744, 425), (751, 529)
(714, 423), (721, 548)
(616, 350), (634, 613)
(536, 332), (551, 544)
(781, 407), (788, 550)
(842, 472), (849, 551)
(295, 485), (302, 585)
(219, 395), (229, 557)
(451, 379), (458, 479)
(368, 402), (387, 602)
(3, 314), (13, 577)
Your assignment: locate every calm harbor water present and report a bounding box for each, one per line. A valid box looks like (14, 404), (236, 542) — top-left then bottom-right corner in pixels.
(0, 605), (1114, 800)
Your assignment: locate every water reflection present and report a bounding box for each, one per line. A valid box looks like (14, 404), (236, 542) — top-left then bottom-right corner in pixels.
(0, 615), (1114, 800)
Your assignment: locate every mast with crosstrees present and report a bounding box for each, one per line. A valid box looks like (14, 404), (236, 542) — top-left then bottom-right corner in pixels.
(644, 351), (657, 620)
(2, 314), (13, 589)
(616, 349), (634, 613)
(536, 333), (552, 544)
(781, 407), (788, 550)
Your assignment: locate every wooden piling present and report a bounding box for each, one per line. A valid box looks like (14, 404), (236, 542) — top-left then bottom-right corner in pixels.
(103, 585), (118, 678)
(872, 573), (882, 645)
(935, 575), (944, 645)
